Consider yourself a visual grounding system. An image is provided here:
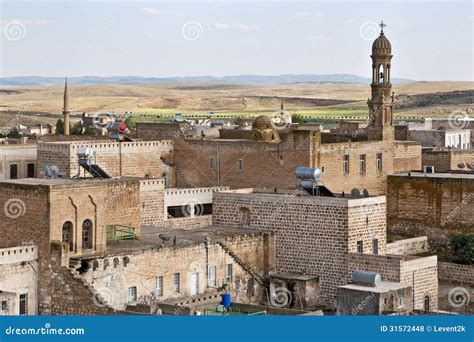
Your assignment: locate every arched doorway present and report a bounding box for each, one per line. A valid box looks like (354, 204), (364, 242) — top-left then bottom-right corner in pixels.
(424, 295), (430, 312)
(62, 221), (73, 251)
(82, 219), (93, 250)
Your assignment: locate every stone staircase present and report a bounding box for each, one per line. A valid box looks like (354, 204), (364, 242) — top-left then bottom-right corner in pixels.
(216, 241), (266, 286)
(49, 258), (115, 315)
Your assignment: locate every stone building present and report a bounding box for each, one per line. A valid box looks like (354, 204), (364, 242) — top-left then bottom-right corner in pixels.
(0, 177), (141, 314)
(136, 27), (421, 195)
(69, 226), (275, 311)
(387, 172), (474, 246)
(408, 128), (471, 150)
(37, 139), (174, 183)
(422, 148), (474, 172)
(211, 187), (438, 309)
(0, 245), (38, 315)
(0, 144), (37, 180)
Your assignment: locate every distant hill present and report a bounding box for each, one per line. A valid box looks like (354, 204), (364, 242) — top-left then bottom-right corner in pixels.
(0, 74), (415, 86)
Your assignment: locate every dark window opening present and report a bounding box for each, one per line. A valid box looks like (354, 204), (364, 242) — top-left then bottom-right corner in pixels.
(27, 163), (35, 178)
(373, 239), (379, 255)
(167, 205), (187, 218)
(62, 221), (73, 251)
(10, 164), (18, 179)
(357, 240), (364, 253)
(82, 219), (93, 249)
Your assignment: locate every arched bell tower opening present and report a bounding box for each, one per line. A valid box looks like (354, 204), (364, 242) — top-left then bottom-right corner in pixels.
(367, 20), (395, 141)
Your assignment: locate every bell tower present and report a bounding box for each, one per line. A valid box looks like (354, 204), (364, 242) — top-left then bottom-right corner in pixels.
(367, 21), (394, 141)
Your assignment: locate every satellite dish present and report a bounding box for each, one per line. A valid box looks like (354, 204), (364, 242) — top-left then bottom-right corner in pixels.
(363, 189), (369, 198)
(457, 163), (466, 169)
(44, 165), (59, 179)
(351, 188), (361, 198)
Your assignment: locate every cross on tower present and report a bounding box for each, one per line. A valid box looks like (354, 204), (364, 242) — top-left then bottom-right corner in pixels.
(379, 20), (386, 33)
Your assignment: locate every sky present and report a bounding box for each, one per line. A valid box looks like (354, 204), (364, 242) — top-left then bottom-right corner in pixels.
(0, 0), (472, 81)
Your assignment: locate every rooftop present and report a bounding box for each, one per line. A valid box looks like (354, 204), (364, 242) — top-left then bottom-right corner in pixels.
(0, 177), (138, 188)
(391, 172), (474, 180)
(79, 225), (266, 258)
(339, 281), (410, 293)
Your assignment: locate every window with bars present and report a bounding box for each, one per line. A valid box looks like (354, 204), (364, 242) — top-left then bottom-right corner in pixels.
(173, 273), (181, 293)
(128, 286), (137, 303)
(226, 264), (233, 283)
(156, 276), (163, 297)
(19, 294), (28, 315)
(343, 155), (349, 174)
(209, 157), (216, 169)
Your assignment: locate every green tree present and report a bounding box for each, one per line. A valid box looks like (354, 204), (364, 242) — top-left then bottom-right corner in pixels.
(450, 234), (474, 264)
(291, 114), (305, 124)
(7, 127), (21, 138)
(124, 117), (136, 129)
(56, 119), (64, 135)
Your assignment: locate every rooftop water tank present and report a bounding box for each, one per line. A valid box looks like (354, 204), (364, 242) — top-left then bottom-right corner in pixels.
(295, 167), (321, 181)
(352, 271), (381, 287)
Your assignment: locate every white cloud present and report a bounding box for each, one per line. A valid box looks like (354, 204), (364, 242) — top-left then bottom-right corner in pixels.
(215, 22), (231, 30)
(142, 8), (181, 16)
(237, 24), (260, 32)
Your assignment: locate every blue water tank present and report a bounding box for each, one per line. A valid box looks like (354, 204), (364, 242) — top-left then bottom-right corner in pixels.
(221, 293), (231, 308)
(352, 271), (382, 286)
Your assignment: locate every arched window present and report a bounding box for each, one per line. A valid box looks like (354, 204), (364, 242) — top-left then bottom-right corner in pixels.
(424, 295), (430, 312)
(62, 221), (73, 251)
(82, 219), (93, 249)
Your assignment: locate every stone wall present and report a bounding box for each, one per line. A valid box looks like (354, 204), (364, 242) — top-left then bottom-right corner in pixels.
(76, 233), (272, 310)
(136, 123), (422, 196)
(37, 140), (175, 184)
(0, 145), (37, 180)
(387, 174), (474, 246)
(387, 237), (429, 256)
(399, 256), (438, 310)
(438, 262), (474, 285)
(212, 190), (387, 305)
(348, 253), (438, 310)
(0, 178), (141, 314)
(422, 149), (474, 172)
(0, 245), (38, 315)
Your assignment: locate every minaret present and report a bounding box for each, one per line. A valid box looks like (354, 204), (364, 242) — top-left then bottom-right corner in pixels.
(63, 78), (70, 135)
(367, 20), (394, 141)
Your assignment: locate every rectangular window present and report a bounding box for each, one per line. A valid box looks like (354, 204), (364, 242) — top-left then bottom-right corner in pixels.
(226, 264), (233, 283)
(376, 153), (382, 171)
(208, 266), (217, 287)
(237, 159), (244, 172)
(127, 286), (137, 303)
(156, 276), (163, 297)
(397, 297), (404, 308)
(27, 163), (35, 178)
(10, 164), (18, 179)
(357, 240), (363, 253)
(373, 239), (379, 255)
(359, 154), (366, 173)
(209, 157), (216, 170)
(1, 300), (8, 311)
(173, 273), (181, 293)
(343, 155), (349, 174)
(19, 294), (28, 315)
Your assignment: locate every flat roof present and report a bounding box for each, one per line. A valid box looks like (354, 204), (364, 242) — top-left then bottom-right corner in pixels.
(79, 225), (266, 258)
(271, 272), (319, 281)
(390, 172), (474, 180)
(0, 177), (138, 187)
(339, 281), (410, 293)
